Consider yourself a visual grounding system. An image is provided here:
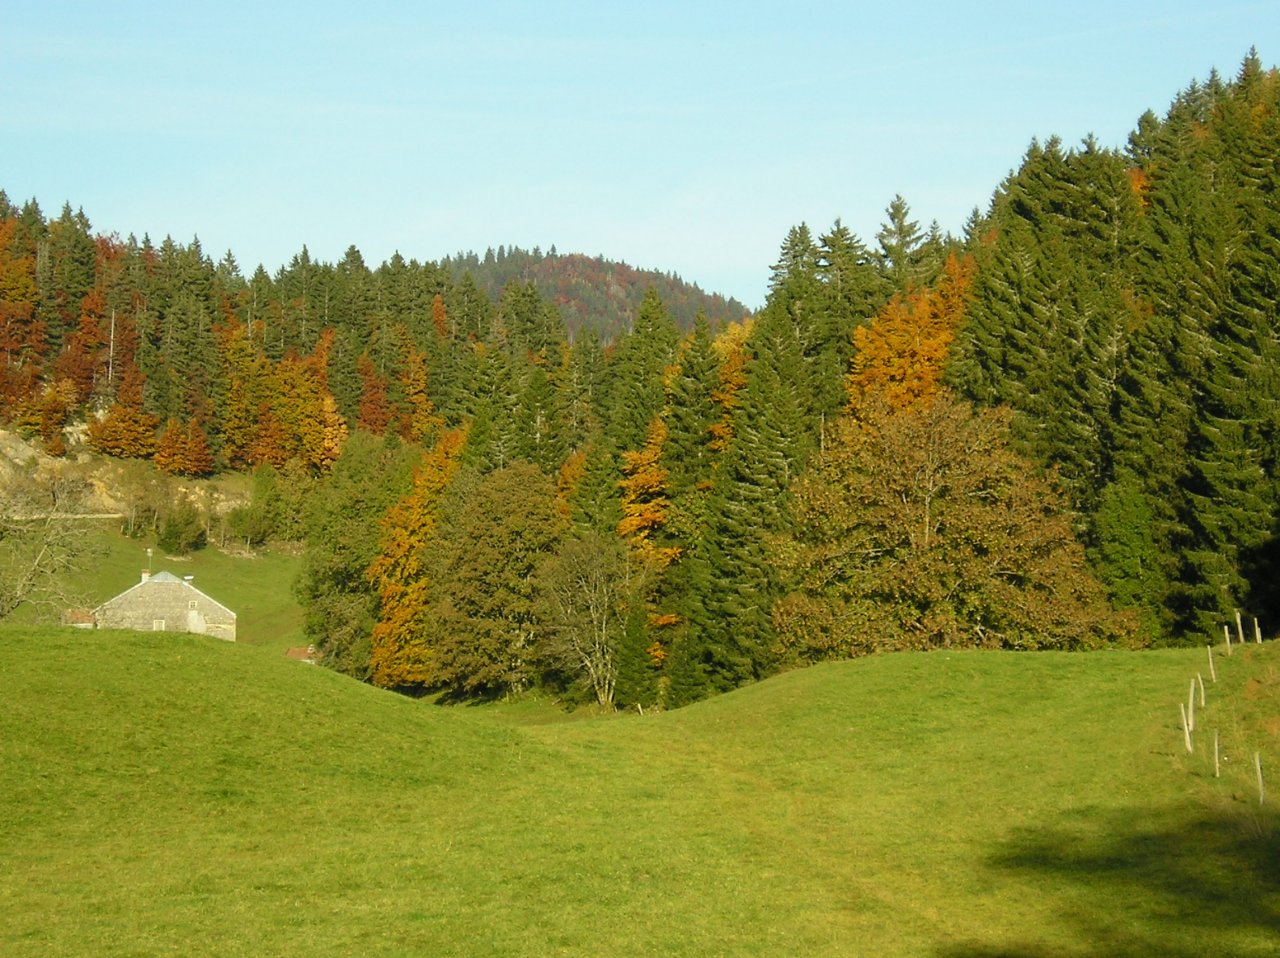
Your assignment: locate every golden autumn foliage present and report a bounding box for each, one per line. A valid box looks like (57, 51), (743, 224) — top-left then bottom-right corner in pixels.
(555, 447), (587, 519)
(1127, 165), (1151, 208)
(249, 351), (349, 473)
(431, 293), (449, 338)
(397, 341), (440, 443)
(86, 365), (158, 459)
(248, 406), (290, 469)
(315, 394), (349, 472)
(356, 354), (393, 435)
(708, 330), (749, 454)
(214, 321), (266, 469)
(51, 295), (108, 403)
(11, 380), (78, 455)
(617, 416), (680, 569)
(847, 252), (975, 411)
(366, 427), (468, 689)
(0, 215), (41, 407)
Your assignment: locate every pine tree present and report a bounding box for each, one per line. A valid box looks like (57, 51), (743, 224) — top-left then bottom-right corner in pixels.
(662, 314), (722, 498)
(876, 194), (939, 293)
(512, 363), (569, 471)
(37, 204), (96, 358)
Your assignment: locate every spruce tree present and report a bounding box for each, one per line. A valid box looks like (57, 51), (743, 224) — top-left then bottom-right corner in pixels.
(678, 308), (809, 697)
(600, 287), (679, 453)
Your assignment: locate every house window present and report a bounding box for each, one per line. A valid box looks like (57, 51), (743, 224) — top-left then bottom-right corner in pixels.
(152, 619), (165, 631)
(189, 600), (198, 610)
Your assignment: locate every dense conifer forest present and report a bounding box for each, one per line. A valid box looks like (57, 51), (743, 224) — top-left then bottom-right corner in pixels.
(3, 53), (1278, 707)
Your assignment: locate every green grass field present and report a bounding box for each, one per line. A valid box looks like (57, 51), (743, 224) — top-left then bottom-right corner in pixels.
(2, 624), (1276, 956)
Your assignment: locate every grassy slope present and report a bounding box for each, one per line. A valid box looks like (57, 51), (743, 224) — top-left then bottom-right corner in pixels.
(1, 629), (1277, 957)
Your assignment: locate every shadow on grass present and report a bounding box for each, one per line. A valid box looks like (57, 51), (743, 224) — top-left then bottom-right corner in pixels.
(938, 802), (1280, 958)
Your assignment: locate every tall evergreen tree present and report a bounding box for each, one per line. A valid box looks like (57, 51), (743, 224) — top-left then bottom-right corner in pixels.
(673, 307), (809, 699)
(600, 287), (679, 453)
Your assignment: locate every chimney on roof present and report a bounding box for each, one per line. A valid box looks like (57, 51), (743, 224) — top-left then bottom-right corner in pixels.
(184, 575), (194, 584)
(141, 570), (151, 583)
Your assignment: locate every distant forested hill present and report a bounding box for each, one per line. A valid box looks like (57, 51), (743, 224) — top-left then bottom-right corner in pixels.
(438, 246), (750, 340)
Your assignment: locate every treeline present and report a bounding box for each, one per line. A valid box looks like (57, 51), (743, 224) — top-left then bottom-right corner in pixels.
(950, 50), (1280, 640)
(0, 224), (739, 469)
(2, 52), (1277, 708)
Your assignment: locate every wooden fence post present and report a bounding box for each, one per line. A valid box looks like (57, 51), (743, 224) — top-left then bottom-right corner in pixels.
(1256, 752), (1265, 806)
(1207, 644), (1217, 682)
(1180, 703), (1193, 753)
(1225, 625), (1233, 657)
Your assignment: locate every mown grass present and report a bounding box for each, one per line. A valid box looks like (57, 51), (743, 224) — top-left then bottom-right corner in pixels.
(1, 628), (1276, 957)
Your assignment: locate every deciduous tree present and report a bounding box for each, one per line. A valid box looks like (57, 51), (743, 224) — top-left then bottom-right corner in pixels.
(420, 462), (567, 697)
(538, 532), (636, 707)
(0, 468), (96, 620)
(774, 394), (1132, 660)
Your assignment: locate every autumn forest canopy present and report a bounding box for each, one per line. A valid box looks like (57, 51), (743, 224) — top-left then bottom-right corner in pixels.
(3, 53), (1279, 707)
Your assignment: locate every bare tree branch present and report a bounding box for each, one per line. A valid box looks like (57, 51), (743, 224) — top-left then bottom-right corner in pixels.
(0, 468), (97, 620)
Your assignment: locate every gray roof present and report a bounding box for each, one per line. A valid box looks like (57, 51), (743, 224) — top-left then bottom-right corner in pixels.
(93, 572), (236, 619)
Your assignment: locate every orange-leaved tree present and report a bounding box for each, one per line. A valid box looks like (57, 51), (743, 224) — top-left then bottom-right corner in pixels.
(355, 353), (393, 435)
(617, 415), (680, 570)
(153, 419), (214, 476)
(0, 213), (42, 410)
(847, 252), (975, 411)
(366, 426), (468, 689)
(87, 364), (159, 459)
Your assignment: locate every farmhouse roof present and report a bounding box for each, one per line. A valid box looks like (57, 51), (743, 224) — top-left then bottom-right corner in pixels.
(93, 570), (237, 620)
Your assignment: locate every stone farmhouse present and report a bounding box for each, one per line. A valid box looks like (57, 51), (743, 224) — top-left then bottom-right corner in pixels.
(93, 571), (237, 641)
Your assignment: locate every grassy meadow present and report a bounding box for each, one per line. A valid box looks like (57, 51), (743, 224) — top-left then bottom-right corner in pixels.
(2, 621), (1277, 957)
(8, 519), (307, 653)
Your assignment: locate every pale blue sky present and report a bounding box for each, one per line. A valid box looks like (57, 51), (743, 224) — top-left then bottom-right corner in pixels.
(4, 2), (1276, 307)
